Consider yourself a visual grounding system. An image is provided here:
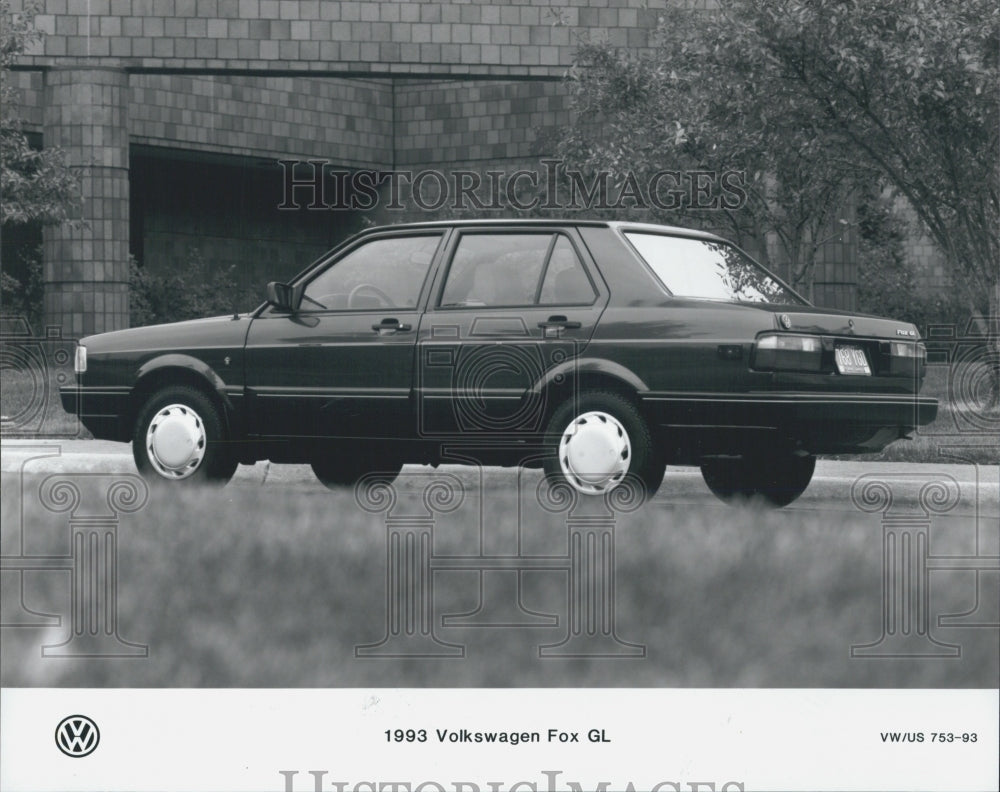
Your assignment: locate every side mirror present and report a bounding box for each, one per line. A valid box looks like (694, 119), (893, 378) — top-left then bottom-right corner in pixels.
(266, 281), (295, 312)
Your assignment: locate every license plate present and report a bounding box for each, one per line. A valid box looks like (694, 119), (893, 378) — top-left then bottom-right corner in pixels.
(835, 344), (871, 375)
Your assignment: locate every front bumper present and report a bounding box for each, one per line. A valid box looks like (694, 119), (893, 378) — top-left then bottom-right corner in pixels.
(60, 385), (131, 441)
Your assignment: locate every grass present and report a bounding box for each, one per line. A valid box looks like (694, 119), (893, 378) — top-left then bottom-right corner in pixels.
(0, 367), (89, 439)
(836, 364), (999, 464)
(2, 473), (996, 688)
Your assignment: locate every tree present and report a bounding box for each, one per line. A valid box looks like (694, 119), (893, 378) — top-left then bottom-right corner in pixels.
(1, 0), (80, 227)
(1, 1), (80, 330)
(854, 189), (967, 331)
(736, 0), (999, 323)
(558, 4), (869, 298)
(559, 0), (999, 316)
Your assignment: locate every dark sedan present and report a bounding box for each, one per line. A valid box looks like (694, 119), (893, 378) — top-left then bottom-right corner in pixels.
(62, 220), (937, 505)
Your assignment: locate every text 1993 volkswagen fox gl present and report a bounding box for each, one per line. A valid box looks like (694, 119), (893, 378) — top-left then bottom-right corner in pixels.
(62, 220), (936, 505)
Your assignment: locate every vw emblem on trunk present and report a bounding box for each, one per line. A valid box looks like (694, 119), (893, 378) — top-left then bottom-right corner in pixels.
(55, 715), (100, 757)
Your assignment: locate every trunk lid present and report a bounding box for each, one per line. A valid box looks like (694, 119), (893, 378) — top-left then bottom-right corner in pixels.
(759, 304), (920, 341)
(749, 304), (925, 384)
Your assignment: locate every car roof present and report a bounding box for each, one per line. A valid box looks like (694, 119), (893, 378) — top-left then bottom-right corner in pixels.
(355, 218), (726, 242)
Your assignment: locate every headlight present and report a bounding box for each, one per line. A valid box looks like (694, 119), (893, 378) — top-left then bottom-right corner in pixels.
(753, 333), (823, 372)
(74, 344), (87, 374)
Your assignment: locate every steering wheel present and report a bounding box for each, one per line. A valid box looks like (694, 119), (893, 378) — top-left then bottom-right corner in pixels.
(348, 283), (394, 308)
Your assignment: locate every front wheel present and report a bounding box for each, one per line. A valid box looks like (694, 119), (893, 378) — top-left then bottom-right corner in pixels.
(543, 390), (665, 502)
(701, 452), (815, 507)
(132, 385), (237, 485)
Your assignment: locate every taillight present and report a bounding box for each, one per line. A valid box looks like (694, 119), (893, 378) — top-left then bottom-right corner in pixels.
(890, 341), (923, 358)
(884, 340), (926, 376)
(74, 344), (87, 374)
(753, 333), (822, 372)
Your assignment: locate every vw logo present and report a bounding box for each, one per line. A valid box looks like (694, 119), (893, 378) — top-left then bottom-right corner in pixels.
(55, 715), (100, 757)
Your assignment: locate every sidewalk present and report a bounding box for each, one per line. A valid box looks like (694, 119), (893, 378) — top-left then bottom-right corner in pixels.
(0, 438), (311, 484)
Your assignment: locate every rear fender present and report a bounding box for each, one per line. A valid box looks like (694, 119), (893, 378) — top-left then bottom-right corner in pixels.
(532, 357), (648, 396)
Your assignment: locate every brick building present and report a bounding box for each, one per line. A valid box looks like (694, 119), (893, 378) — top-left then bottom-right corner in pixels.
(7, 0), (868, 336)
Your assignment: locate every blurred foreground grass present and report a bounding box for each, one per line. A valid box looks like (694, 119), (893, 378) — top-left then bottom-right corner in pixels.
(3, 473), (996, 688)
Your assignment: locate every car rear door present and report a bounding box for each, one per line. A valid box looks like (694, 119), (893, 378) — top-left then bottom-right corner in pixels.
(244, 230), (446, 441)
(415, 226), (608, 440)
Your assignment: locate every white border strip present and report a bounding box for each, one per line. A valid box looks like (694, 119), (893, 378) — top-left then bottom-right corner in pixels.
(2, 688), (998, 792)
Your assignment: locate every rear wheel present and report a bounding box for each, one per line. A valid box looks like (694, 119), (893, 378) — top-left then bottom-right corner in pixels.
(701, 451), (815, 507)
(543, 390), (665, 501)
(132, 385), (237, 485)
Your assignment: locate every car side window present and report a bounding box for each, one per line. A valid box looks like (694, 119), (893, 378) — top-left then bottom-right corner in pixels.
(300, 234), (441, 311)
(537, 235), (596, 305)
(440, 233), (551, 308)
(624, 232), (804, 304)
(440, 232), (595, 308)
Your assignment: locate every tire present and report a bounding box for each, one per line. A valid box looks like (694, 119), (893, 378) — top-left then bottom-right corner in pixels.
(132, 385), (237, 485)
(311, 447), (402, 491)
(542, 390), (665, 501)
(701, 452), (815, 507)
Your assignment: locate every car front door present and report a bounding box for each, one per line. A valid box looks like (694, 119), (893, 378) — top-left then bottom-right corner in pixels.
(244, 231), (446, 441)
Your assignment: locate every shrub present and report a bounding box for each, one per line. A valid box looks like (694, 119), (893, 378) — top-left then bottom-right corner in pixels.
(129, 249), (258, 327)
(0, 242), (44, 332)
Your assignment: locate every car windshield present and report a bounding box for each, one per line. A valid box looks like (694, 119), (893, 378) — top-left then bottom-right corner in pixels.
(624, 232), (806, 305)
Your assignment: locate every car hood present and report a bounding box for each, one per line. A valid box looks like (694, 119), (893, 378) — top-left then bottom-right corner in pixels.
(80, 314), (253, 353)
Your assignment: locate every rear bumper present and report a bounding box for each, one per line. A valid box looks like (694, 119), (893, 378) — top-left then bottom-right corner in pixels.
(642, 391), (938, 455)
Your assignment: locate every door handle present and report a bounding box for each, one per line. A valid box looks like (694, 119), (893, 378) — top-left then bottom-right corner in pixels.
(537, 315), (582, 330)
(372, 317), (412, 334)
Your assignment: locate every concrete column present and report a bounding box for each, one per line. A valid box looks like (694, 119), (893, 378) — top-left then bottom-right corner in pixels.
(42, 68), (129, 337)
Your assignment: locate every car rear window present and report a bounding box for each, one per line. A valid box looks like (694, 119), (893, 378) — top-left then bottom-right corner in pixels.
(624, 232), (805, 304)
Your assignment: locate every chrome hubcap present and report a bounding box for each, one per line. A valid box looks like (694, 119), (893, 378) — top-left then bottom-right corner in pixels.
(146, 403), (206, 479)
(558, 410), (631, 494)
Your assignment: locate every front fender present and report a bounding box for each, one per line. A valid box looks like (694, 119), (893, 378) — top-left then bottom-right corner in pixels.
(133, 354), (238, 429)
(136, 353), (228, 391)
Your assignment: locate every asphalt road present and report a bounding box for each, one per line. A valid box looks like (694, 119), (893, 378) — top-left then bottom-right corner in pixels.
(2, 438), (997, 517)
